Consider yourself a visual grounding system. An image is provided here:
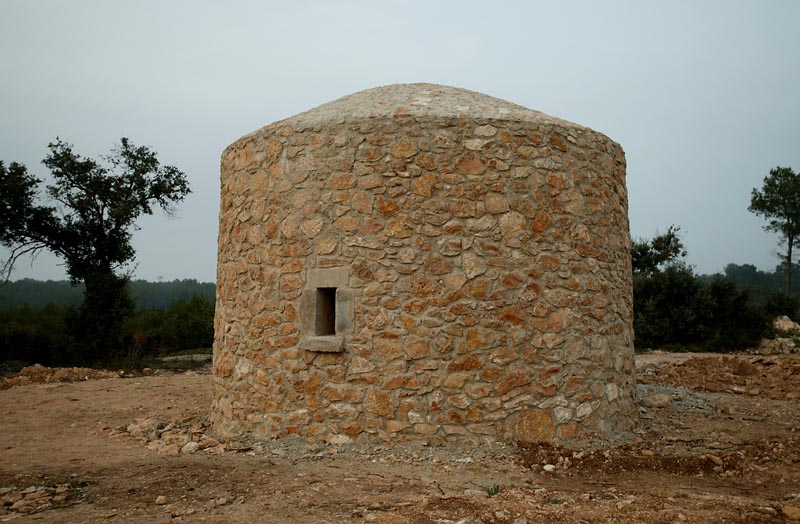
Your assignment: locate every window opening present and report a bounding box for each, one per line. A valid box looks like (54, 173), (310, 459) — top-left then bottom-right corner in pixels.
(315, 288), (336, 336)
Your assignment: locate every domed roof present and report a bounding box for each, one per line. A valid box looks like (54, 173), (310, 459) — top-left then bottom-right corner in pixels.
(280, 83), (582, 129)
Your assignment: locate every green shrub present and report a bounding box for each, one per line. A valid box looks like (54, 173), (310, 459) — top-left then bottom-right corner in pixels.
(760, 290), (800, 320)
(124, 294), (214, 357)
(697, 277), (769, 351)
(634, 266), (770, 352)
(0, 304), (77, 366)
(634, 263), (703, 349)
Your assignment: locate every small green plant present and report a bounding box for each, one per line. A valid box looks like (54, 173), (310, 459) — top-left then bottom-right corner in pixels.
(486, 484), (501, 497)
(548, 497), (564, 505)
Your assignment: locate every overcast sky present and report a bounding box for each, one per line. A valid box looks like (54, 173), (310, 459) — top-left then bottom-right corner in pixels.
(1, 0), (798, 282)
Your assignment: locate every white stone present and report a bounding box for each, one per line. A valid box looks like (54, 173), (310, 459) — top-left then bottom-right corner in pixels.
(326, 434), (352, 445)
(498, 212), (525, 246)
(465, 139), (489, 151)
(563, 192), (585, 215)
(554, 407), (573, 424)
(375, 269), (399, 282)
(503, 395), (530, 410)
(542, 333), (566, 350)
(443, 271), (467, 290)
(279, 212), (301, 238)
(774, 315), (800, 333)
(407, 411), (425, 424)
(350, 357), (375, 374)
(462, 252), (487, 280)
(466, 215), (494, 232)
(605, 383), (620, 402)
(397, 247), (416, 263)
(576, 401), (594, 419)
(233, 358), (253, 379)
(474, 125), (497, 137)
(300, 217), (324, 238)
(533, 158), (559, 170)
(180, 441), (201, 454)
(344, 236), (382, 249)
(538, 395), (568, 409)
(570, 223), (590, 243)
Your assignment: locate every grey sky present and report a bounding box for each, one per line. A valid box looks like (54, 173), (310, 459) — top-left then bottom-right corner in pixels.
(1, 0), (798, 282)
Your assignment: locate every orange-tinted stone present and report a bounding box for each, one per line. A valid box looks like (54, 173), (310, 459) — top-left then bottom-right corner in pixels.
(497, 306), (527, 325)
(339, 422), (364, 436)
(375, 196), (400, 217)
(455, 153), (486, 175)
(496, 370), (532, 395)
(327, 172), (356, 190)
(416, 153), (436, 170)
(549, 133), (567, 152)
(517, 409), (556, 443)
(425, 257), (453, 275)
(480, 367), (501, 382)
(405, 340), (429, 360)
(448, 354), (483, 371)
(390, 139), (417, 158)
(364, 389), (395, 418)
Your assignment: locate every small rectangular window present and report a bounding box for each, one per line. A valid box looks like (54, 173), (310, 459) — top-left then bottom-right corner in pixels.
(315, 288), (336, 336)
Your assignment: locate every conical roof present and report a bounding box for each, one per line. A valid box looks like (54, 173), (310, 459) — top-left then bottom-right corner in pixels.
(279, 83), (582, 130)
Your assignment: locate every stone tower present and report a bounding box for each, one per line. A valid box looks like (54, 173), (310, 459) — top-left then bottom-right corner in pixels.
(212, 83), (635, 445)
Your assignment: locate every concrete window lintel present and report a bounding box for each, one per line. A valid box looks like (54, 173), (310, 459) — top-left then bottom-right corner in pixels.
(306, 267), (348, 290)
(298, 335), (345, 353)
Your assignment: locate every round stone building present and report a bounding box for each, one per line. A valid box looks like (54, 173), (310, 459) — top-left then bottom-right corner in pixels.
(212, 83), (635, 445)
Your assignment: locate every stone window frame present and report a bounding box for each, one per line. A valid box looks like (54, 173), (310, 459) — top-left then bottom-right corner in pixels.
(298, 267), (353, 352)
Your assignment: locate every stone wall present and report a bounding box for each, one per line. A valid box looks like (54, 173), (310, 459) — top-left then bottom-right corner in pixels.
(212, 85), (635, 445)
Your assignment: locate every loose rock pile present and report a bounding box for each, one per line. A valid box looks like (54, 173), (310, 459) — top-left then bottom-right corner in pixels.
(1, 483), (84, 514)
(755, 337), (799, 355)
(110, 416), (227, 455)
(774, 315), (800, 334)
(0, 364), (119, 389)
(750, 316), (800, 355)
(109, 413), (529, 465)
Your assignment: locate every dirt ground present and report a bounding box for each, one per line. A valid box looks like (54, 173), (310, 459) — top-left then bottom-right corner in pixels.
(1, 352), (799, 523)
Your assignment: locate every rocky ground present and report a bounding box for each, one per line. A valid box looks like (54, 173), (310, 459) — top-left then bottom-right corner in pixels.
(0, 352), (798, 523)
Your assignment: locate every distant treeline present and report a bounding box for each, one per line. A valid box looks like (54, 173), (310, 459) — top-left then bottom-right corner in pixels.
(0, 279), (216, 369)
(0, 278), (215, 310)
(716, 262), (800, 299)
(5, 267), (791, 313)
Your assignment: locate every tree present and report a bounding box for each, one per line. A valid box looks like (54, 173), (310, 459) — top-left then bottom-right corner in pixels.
(749, 166), (800, 296)
(631, 225), (686, 275)
(0, 138), (190, 362)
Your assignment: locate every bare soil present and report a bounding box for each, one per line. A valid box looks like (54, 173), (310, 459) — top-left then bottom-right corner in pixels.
(1, 352), (799, 523)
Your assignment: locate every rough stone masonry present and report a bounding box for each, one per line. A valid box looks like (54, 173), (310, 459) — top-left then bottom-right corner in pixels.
(211, 83), (636, 445)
